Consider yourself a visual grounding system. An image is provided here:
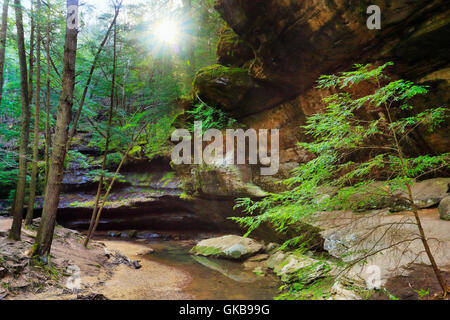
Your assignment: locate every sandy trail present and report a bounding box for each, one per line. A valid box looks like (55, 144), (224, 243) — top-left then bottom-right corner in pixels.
(94, 240), (192, 300)
(0, 218), (192, 300)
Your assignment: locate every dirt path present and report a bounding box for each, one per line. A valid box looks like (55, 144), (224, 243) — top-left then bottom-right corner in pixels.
(0, 218), (192, 300)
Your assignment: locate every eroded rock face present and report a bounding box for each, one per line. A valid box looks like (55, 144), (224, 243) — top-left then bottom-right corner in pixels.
(190, 164), (267, 198)
(215, 0), (449, 92)
(190, 235), (264, 260)
(182, 0), (450, 240)
(193, 64), (285, 117)
(217, 24), (254, 67)
(192, 0), (450, 162)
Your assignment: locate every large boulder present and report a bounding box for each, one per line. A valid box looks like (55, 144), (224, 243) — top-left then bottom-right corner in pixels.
(335, 178), (450, 213)
(318, 209), (450, 285)
(438, 196), (450, 221)
(265, 251), (332, 284)
(409, 178), (450, 208)
(190, 235), (264, 260)
(390, 178), (450, 211)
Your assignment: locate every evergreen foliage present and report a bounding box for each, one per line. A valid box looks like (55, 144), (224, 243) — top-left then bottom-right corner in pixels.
(234, 62), (449, 238)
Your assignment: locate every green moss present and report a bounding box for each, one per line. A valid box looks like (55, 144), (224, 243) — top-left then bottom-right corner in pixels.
(277, 276), (335, 300)
(190, 245), (223, 257)
(216, 23), (254, 67)
(194, 64), (248, 84)
(32, 258), (63, 282)
(217, 24), (241, 56)
(192, 63), (258, 115)
(179, 192), (194, 200)
(69, 200), (96, 208)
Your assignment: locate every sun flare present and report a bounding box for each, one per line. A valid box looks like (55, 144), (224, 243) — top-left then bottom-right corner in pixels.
(154, 20), (181, 45)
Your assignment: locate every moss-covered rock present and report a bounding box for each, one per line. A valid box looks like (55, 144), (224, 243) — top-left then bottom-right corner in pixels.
(217, 24), (254, 67)
(190, 235), (264, 260)
(193, 64), (252, 111)
(266, 251), (332, 284)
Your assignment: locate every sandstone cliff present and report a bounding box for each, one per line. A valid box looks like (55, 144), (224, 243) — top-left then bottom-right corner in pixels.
(193, 0), (449, 175)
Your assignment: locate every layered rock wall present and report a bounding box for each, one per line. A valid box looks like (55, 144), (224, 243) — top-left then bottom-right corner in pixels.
(193, 0), (449, 172)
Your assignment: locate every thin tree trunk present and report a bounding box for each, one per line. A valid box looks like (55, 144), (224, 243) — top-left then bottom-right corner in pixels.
(182, 0), (194, 92)
(84, 125), (147, 247)
(84, 22), (117, 247)
(0, 0), (10, 104)
(28, 0), (35, 105)
(386, 106), (449, 297)
(408, 187), (449, 297)
(9, 0), (30, 241)
(67, 5), (120, 149)
(32, 0), (79, 256)
(44, 0), (51, 184)
(25, 0), (42, 226)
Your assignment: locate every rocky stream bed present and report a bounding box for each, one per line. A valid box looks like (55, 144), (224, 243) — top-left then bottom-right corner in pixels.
(0, 134), (449, 300)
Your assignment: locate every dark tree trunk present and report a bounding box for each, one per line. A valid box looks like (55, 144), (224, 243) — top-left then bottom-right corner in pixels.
(0, 0), (10, 104)
(9, 0), (30, 241)
(67, 4), (121, 148)
(28, 0), (35, 105)
(33, 0), (79, 256)
(182, 0), (195, 92)
(25, 0), (42, 226)
(44, 0), (52, 184)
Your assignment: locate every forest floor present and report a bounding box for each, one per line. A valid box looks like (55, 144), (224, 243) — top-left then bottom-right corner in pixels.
(0, 217), (192, 300)
(1, 211), (448, 300)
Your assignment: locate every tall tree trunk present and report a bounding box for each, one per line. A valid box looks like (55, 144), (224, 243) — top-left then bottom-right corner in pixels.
(44, 0), (51, 184)
(9, 0), (30, 241)
(67, 5), (120, 149)
(32, 0), (79, 256)
(84, 22), (117, 247)
(0, 0), (10, 104)
(182, 0), (195, 92)
(28, 0), (35, 105)
(25, 0), (42, 226)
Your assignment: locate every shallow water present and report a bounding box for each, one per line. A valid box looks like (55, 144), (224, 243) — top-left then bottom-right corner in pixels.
(145, 241), (282, 300)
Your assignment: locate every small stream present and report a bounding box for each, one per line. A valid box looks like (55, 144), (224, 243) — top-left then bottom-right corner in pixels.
(144, 241), (282, 300)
